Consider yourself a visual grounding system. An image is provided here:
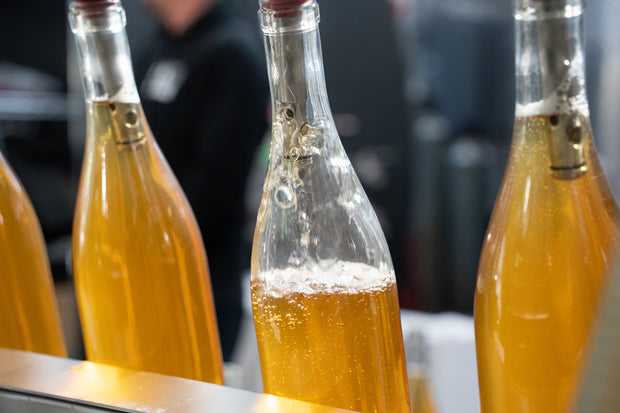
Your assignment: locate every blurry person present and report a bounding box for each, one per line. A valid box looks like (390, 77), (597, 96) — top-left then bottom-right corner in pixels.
(136, 0), (269, 361)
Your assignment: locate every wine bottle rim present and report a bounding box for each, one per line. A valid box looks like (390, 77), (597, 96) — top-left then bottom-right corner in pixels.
(262, 0), (311, 18)
(72, 0), (119, 11)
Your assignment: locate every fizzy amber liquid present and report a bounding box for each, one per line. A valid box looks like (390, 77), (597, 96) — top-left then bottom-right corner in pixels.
(73, 101), (223, 383)
(252, 262), (411, 413)
(475, 115), (619, 413)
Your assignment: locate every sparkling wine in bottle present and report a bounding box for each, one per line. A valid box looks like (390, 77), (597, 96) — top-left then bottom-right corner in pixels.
(68, 0), (223, 383)
(250, 1), (411, 411)
(474, 1), (620, 411)
(0, 150), (67, 357)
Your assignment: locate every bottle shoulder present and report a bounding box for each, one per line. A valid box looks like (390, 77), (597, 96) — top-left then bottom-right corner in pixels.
(252, 134), (393, 275)
(478, 130), (619, 290)
(76, 102), (203, 245)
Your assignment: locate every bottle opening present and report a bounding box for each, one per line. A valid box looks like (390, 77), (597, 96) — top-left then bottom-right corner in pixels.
(514, 0), (583, 20)
(262, 0), (311, 18)
(72, 0), (119, 12)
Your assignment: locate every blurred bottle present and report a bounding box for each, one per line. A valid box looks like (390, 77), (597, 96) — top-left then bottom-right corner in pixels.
(68, 0), (223, 383)
(572, 255), (620, 412)
(250, 0), (410, 411)
(0, 149), (67, 357)
(405, 331), (439, 413)
(409, 112), (451, 311)
(474, 0), (619, 412)
(444, 136), (497, 314)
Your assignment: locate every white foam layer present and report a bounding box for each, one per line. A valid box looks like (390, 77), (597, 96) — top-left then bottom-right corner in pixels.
(256, 260), (395, 297)
(516, 61), (589, 117)
(516, 92), (588, 117)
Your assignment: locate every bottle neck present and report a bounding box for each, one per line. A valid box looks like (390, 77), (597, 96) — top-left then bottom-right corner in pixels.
(513, 0), (591, 179)
(69, 1), (139, 103)
(514, 0), (587, 116)
(260, 1), (332, 130)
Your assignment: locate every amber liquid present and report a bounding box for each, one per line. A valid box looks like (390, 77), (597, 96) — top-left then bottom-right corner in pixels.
(252, 262), (410, 413)
(0, 151), (66, 356)
(408, 372), (439, 413)
(475, 115), (619, 413)
(73, 101), (223, 384)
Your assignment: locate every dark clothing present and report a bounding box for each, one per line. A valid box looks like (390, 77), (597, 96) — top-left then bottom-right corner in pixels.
(136, 1), (269, 361)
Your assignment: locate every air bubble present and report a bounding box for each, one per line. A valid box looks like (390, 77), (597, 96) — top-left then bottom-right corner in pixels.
(275, 185), (295, 208)
(125, 110), (138, 128)
(285, 107), (294, 119)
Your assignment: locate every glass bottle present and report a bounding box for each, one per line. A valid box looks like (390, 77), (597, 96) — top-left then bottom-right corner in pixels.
(572, 255), (620, 412)
(250, 1), (411, 412)
(405, 331), (439, 413)
(474, 1), (620, 412)
(68, 0), (223, 384)
(0, 150), (67, 357)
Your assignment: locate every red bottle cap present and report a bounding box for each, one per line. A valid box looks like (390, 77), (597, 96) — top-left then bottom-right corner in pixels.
(73, 0), (119, 11)
(262, 0), (311, 18)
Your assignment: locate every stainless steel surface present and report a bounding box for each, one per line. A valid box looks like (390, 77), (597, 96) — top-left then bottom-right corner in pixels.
(0, 348), (357, 413)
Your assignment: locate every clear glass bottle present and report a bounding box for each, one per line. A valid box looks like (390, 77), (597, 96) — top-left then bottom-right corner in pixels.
(474, 1), (620, 412)
(68, 0), (223, 384)
(250, 1), (411, 412)
(0, 150), (67, 357)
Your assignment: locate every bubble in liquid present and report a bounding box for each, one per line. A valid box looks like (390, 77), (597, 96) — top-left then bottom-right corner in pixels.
(275, 184), (295, 208)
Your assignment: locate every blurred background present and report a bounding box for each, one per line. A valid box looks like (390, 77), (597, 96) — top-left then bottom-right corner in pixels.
(1, 0), (619, 408)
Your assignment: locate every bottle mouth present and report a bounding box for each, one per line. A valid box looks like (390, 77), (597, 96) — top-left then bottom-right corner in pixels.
(261, 0), (311, 18)
(514, 0), (584, 20)
(69, 0), (125, 33)
(72, 0), (119, 12)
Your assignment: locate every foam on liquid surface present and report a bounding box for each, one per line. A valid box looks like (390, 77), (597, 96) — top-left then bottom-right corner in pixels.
(257, 260), (394, 297)
(516, 61), (589, 117)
